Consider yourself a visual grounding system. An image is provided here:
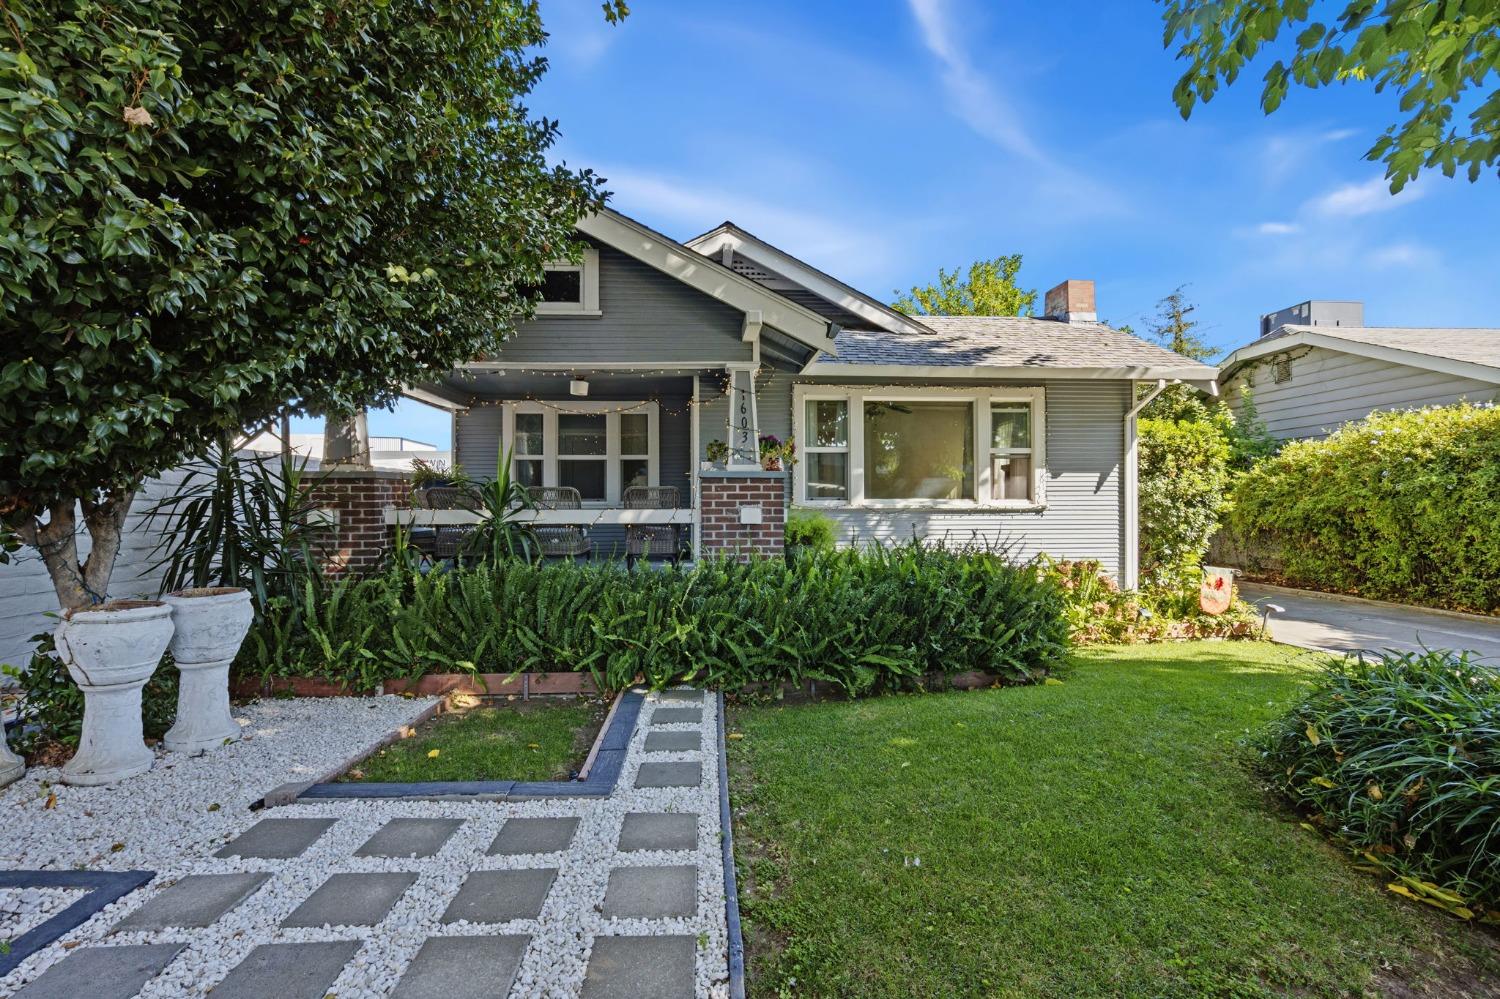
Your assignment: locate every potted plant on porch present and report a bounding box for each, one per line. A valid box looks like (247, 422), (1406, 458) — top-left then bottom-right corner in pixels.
(759, 434), (798, 472)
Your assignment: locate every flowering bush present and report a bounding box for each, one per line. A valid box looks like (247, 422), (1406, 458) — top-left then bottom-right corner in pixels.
(1034, 557), (1258, 644)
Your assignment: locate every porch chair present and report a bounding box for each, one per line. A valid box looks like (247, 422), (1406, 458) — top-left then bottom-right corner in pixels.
(408, 485), (473, 566)
(623, 485), (682, 570)
(526, 486), (593, 561)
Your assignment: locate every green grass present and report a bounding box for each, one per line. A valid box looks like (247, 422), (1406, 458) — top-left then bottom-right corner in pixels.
(346, 699), (604, 783)
(728, 642), (1500, 998)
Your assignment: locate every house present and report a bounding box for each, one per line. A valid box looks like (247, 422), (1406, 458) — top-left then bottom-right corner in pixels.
(1219, 300), (1500, 440)
(241, 431), (449, 470)
(384, 208), (1214, 588)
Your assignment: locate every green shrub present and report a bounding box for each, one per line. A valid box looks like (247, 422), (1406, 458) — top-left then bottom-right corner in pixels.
(238, 541), (1072, 697)
(1229, 403), (1500, 613)
(784, 510), (837, 551)
(1258, 649), (1500, 918)
(1138, 416), (1232, 588)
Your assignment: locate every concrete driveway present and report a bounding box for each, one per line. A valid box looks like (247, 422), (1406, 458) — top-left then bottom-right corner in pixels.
(1237, 582), (1500, 664)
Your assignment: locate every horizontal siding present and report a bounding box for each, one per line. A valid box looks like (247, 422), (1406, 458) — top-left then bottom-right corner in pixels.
(1226, 346), (1500, 439)
(492, 242), (752, 364)
(792, 380), (1128, 578)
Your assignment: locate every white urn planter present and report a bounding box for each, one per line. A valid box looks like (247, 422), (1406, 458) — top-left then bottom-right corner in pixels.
(162, 588), (253, 753)
(54, 600), (174, 786)
(0, 725), (22, 788)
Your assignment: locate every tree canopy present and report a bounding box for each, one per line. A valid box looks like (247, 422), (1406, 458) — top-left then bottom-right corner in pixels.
(893, 255), (1037, 317)
(1162, 0), (1500, 192)
(1145, 286), (1216, 362)
(0, 0), (612, 606)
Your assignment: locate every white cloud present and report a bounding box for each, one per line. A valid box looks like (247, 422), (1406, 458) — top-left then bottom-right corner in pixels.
(1368, 242), (1439, 268)
(905, 0), (1043, 162)
(1255, 221), (1300, 235)
(595, 165), (899, 279)
(1308, 176), (1423, 218)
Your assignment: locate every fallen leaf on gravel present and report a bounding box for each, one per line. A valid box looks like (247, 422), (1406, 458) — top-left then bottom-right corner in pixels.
(110, 842), (125, 853)
(44, 792), (57, 810)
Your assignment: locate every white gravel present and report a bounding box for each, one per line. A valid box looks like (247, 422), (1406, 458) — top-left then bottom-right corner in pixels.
(0, 691), (731, 998)
(0, 887), (86, 941)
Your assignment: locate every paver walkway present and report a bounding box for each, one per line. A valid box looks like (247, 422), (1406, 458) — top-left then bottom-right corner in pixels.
(1239, 582), (1500, 663)
(8, 689), (728, 998)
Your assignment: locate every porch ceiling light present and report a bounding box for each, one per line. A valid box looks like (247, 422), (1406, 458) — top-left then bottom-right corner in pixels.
(569, 378), (589, 397)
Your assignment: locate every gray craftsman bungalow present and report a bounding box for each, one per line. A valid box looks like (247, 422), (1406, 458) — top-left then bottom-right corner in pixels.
(403, 208), (1215, 588)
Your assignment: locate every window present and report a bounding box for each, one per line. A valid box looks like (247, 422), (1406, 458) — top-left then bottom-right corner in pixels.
(803, 399), (849, 500)
(793, 387), (1044, 508)
(502, 401), (658, 503)
(532, 248), (601, 317)
(989, 405), (1033, 502)
(864, 400), (973, 500)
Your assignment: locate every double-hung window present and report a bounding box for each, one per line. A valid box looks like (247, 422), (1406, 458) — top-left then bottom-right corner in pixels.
(792, 386), (1044, 508)
(502, 401), (658, 504)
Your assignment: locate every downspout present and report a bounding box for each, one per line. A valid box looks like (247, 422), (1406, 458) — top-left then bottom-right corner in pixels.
(1122, 379), (1171, 591)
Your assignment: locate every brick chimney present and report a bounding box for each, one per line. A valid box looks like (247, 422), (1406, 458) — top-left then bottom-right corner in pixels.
(1043, 279), (1096, 323)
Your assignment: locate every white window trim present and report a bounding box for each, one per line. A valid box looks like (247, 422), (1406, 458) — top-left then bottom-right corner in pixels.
(534, 248), (601, 317)
(791, 384), (1046, 511)
(500, 400), (658, 506)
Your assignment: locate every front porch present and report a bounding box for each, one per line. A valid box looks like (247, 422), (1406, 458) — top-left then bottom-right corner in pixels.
(315, 368), (790, 571)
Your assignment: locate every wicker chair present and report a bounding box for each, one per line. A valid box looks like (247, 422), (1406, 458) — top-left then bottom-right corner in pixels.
(409, 485), (474, 565)
(623, 485), (682, 570)
(526, 486), (593, 561)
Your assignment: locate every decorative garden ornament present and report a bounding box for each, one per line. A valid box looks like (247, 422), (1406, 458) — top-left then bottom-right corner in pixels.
(162, 588), (254, 753)
(54, 600), (174, 786)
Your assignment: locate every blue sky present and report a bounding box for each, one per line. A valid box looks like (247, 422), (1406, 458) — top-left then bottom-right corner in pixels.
(331, 0), (1500, 448)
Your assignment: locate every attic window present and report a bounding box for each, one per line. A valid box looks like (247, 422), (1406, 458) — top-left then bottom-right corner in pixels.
(533, 248), (601, 317)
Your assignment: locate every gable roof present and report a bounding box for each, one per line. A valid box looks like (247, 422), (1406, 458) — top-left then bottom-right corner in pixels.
(685, 222), (933, 338)
(1220, 325), (1500, 385)
(576, 208), (838, 356)
(805, 316), (1219, 385)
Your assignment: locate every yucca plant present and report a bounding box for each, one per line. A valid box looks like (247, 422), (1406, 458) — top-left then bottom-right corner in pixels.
(1259, 648), (1500, 919)
(460, 444), (539, 566)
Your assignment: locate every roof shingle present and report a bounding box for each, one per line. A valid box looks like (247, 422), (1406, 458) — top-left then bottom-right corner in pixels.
(824, 316), (1215, 374)
(1262, 325), (1500, 370)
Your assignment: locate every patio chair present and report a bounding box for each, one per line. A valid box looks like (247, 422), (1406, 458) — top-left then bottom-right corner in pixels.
(623, 485), (682, 570)
(526, 485), (593, 561)
(408, 485), (473, 566)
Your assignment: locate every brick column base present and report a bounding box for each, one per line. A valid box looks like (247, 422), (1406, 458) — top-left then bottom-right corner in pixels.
(699, 469), (786, 561)
(306, 468), (412, 576)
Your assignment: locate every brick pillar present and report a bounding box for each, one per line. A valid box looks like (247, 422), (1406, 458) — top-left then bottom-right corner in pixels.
(698, 470), (786, 561)
(305, 469), (412, 576)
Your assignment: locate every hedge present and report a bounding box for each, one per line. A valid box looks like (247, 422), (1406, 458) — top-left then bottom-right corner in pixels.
(1258, 649), (1500, 918)
(1228, 403), (1500, 614)
(1138, 415), (1232, 588)
(242, 541), (1073, 696)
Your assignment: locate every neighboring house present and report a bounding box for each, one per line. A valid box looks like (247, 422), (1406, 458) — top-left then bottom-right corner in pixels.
(242, 431), (449, 471)
(1220, 300), (1500, 440)
(400, 208), (1214, 587)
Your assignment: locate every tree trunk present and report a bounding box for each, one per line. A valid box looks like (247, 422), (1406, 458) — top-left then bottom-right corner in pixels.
(15, 487), (137, 611)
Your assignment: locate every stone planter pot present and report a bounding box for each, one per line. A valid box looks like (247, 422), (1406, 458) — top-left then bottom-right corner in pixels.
(54, 600), (174, 786)
(0, 726), (22, 788)
(162, 587), (253, 754)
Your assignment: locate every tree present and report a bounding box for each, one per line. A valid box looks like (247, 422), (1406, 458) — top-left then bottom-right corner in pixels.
(893, 255), (1037, 316)
(1162, 0), (1500, 192)
(0, 0), (615, 610)
(1145, 286), (1216, 361)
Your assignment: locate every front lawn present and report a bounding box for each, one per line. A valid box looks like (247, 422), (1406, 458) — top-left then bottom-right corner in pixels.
(728, 642), (1500, 998)
(344, 698), (606, 783)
